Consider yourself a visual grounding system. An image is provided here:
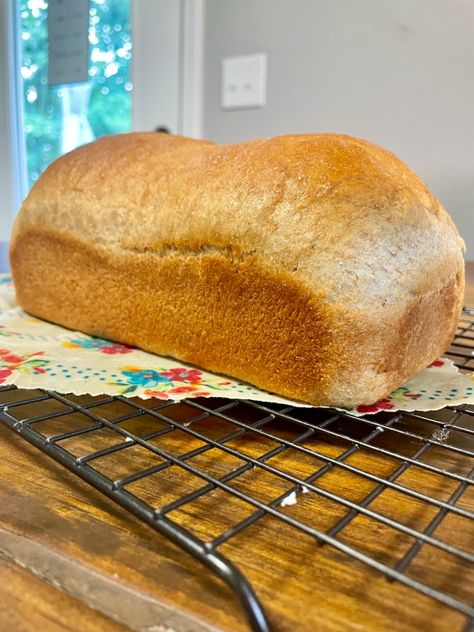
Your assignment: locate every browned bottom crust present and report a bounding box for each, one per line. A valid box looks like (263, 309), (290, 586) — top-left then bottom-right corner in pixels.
(10, 228), (463, 406)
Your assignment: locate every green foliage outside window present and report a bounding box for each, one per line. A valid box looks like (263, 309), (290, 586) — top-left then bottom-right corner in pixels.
(20, 0), (132, 189)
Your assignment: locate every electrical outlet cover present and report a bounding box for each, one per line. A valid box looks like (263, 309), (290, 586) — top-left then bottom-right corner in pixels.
(221, 53), (267, 110)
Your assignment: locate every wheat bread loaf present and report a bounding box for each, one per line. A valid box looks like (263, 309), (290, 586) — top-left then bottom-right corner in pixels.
(10, 132), (465, 406)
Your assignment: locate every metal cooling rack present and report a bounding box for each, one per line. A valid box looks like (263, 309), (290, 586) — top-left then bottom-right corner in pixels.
(0, 307), (474, 632)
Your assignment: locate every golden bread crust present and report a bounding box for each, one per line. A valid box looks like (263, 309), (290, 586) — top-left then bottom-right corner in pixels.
(10, 133), (465, 405)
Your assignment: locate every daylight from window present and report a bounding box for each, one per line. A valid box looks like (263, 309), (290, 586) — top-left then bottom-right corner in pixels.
(20, 0), (132, 189)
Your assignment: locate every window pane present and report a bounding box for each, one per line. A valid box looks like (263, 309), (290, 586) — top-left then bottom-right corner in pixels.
(20, 0), (132, 190)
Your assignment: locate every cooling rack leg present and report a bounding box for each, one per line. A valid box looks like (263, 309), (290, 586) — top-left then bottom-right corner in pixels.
(0, 414), (272, 632)
(157, 517), (272, 632)
(222, 566), (271, 632)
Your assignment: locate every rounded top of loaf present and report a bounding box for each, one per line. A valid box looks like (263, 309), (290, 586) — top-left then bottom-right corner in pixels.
(14, 132), (464, 309)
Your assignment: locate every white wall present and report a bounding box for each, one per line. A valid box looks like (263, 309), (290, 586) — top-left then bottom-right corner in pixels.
(132, 0), (181, 134)
(203, 0), (474, 257)
(132, 0), (205, 138)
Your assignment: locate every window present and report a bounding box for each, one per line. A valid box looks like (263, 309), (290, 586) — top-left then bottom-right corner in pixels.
(19, 0), (132, 190)
(0, 0), (199, 253)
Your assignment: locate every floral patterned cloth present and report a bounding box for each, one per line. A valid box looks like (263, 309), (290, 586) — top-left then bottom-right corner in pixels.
(0, 274), (473, 415)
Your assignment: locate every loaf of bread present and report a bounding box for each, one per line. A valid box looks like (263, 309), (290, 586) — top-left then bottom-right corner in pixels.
(10, 133), (465, 406)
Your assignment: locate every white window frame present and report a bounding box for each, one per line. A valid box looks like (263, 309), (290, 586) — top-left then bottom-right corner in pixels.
(131, 0), (203, 137)
(179, 0), (204, 138)
(0, 0), (204, 250)
(0, 0), (27, 248)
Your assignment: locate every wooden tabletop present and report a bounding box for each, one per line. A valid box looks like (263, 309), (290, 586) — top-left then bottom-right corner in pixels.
(0, 263), (473, 632)
(0, 555), (130, 632)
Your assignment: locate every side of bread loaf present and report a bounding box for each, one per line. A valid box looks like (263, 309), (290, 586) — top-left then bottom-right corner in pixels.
(10, 133), (465, 406)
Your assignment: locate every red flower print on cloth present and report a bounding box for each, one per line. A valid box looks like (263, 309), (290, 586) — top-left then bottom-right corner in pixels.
(169, 385), (212, 395)
(143, 386), (211, 400)
(64, 339), (133, 354)
(0, 348), (48, 384)
(143, 389), (170, 400)
(100, 343), (134, 355)
(169, 386), (199, 394)
(0, 367), (13, 382)
(428, 359), (445, 368)
(0, 349), (24, 364)
(356, 398), (396, 414)
(161, 368), (203, 383)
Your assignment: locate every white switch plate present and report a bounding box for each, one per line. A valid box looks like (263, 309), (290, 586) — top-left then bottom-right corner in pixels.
(221, 53), (267, 110)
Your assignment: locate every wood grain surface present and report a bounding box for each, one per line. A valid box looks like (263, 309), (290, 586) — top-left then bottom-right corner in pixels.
(0, 264), (472, 632)
(0, 555), (130, 632)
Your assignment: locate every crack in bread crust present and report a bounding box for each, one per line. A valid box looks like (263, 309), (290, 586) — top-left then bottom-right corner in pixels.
(11, 227), (463, 406)
(11, 228), (350, 404)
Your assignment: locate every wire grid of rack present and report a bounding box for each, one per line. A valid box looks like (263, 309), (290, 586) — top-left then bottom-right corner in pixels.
(0, 307), (473, 632)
